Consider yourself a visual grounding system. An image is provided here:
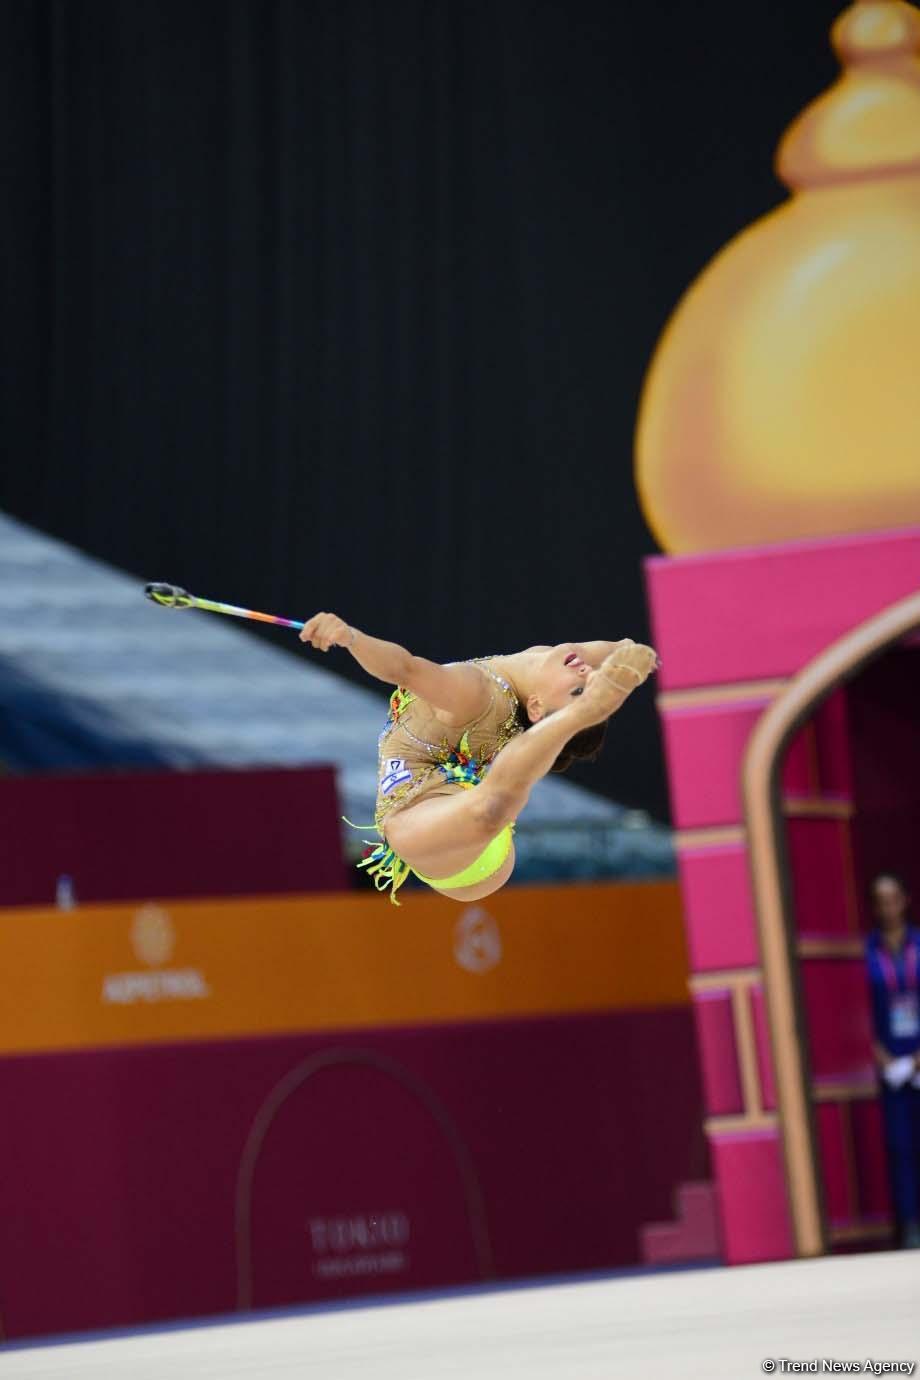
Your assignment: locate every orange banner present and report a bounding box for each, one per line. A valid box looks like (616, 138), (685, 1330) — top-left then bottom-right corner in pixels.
(0, 880), (687, 1055)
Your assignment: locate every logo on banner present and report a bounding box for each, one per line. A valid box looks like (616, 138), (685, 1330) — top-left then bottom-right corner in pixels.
(131, 904), (175, 966)
(380, 757), (413, 797)
(453, 907), (502, 974)
(308, 1211), (410, 1279)
(101, 905), (211, 1006)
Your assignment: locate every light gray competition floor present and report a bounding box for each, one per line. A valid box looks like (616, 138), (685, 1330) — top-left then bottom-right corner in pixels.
(4, 1253), (919, 1380)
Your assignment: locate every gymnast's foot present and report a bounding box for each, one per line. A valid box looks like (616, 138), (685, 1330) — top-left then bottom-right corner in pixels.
(575, 640), (659, 725)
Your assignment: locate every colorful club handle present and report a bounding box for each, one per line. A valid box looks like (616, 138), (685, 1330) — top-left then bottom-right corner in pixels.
(144, 582), (305, 631)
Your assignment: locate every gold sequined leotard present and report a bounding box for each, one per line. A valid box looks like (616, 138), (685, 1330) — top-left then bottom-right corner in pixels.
(374, 658), (522, 833)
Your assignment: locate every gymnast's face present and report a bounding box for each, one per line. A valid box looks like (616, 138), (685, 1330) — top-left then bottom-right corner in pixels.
(525, 644), (592, 722)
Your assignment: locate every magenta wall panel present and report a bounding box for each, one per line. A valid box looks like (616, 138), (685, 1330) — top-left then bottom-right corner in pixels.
(0, 1008), (707, 1342)
(851, 804), (920, 906)
(749, 984), (777, 1111)
(815, 1103), (851, 1224)
(645, 526), (920, 692)
(816, 1096), (894, 1238)
(785, 818), (858, 937)
(799, 962), (874, 1081)
(245, 1057), (485, 1308)
(847, 647), (920, 813)
(677, 846), (760, 971)
(0, 767), (348, 905)
(782, 726), (819, 796)
(846, 645), (920, 905)
(661, 703), (769, 829)
(693, 991), (743, 1116)
(782, 699), (855, 803)
(709, 1131), (794, 1264)
(849, 1100), (893, 1221)
(812, 690), (854, 800)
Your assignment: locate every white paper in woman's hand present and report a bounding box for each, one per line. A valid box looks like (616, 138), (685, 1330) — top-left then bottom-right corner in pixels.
(883, 1055), (916, 1088)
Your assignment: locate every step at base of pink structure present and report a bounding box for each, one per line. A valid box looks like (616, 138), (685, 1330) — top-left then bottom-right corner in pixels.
(639, 1181), (721, 1266)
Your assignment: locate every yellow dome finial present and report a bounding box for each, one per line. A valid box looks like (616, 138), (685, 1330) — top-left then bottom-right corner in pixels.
(777, 0), (920, 188)
(634, 0), (920, 555)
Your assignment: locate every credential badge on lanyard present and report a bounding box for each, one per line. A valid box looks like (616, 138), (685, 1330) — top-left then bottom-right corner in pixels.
(880, 942), (920, 1041)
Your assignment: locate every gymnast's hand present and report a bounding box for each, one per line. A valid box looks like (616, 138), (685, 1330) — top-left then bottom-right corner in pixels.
(614, 640), (660, 682)
(299, 612), (355, 651)
(580, 639), (661, 671)
(578, 640), (659, 721)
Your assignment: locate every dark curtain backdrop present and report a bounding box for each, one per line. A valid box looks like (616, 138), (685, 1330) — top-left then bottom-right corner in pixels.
(1, 0), (839, 820)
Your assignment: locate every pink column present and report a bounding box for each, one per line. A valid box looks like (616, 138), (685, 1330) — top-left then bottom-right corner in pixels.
(644, 525), (920, 1263)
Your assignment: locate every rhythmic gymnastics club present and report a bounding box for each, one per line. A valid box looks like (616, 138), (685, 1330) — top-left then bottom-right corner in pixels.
(144, 582), (305, 631)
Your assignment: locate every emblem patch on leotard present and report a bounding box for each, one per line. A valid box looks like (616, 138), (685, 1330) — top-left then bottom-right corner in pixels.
(380, 757), (413, 797)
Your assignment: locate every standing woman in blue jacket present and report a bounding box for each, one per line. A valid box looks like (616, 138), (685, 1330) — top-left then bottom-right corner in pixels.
(866, 871), (920, 1248)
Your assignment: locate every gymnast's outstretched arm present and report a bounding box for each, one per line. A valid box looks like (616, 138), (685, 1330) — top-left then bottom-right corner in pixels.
(299, 612), (490, 722)
(523, 640), (637, 669)
(579, 640), (636, 668)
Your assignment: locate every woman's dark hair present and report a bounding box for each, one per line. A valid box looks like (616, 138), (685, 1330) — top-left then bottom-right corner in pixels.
(869, 871), (910, 896)
(514, 702), (607, 773)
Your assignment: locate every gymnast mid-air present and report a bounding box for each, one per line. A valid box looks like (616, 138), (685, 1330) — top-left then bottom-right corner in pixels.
(299, 613), (659, 903)
(143, 583), (658, 904)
